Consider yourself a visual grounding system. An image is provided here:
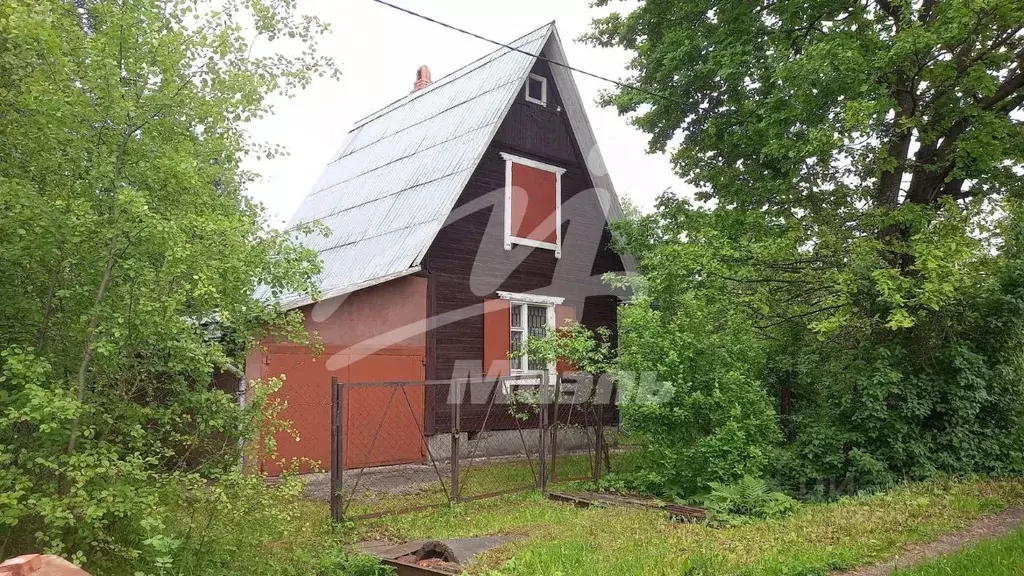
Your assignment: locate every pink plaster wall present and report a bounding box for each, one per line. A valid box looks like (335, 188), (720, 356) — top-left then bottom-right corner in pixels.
(245, 275), (428, 475)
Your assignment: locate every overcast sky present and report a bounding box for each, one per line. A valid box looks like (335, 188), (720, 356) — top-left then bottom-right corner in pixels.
(243, 0), (693, 228)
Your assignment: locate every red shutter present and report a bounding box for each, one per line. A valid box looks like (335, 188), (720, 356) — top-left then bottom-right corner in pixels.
(483, 298), (511, 377)
(554, 304), (577, 374)
(510, 163), (557, 243)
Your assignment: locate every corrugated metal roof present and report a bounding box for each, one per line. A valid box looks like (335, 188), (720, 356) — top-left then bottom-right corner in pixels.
(270, 24), (553, 308)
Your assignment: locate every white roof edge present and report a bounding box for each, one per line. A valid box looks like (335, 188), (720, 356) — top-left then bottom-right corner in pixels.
(278, 266), (422, 311)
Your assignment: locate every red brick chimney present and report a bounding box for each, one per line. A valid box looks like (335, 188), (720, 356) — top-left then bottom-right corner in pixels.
(413, 65), (431, 92)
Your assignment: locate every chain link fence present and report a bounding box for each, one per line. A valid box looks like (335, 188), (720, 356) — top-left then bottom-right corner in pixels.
(326, 374), (617, 521)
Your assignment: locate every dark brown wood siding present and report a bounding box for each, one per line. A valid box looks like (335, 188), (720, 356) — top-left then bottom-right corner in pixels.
(423, 59), (625, 433)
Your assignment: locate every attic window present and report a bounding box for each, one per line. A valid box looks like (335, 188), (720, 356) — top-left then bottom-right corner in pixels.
(501, 152), (564, 258)
(525, 74), (547, 106)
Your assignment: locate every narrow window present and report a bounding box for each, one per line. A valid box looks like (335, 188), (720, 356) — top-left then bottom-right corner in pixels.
(526, 305), (548, 371)
(510, 304), (523, 371)
(525, 73), (547, 106)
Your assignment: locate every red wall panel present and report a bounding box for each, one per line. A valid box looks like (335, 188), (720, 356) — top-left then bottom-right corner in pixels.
(482, 298), (511, 377)
(248, 276), (427, 475)
(510, 162), (557, 243)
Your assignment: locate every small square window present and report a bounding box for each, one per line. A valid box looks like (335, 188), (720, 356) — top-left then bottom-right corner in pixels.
(525, 74), (547, 106)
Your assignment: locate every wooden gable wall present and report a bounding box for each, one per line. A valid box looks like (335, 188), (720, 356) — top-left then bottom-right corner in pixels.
(422, 58), (625, 432)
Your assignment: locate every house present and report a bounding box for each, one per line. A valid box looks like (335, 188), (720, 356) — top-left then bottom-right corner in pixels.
(245, 22), (630, 475)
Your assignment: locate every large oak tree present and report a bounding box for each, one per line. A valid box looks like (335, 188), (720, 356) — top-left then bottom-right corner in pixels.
(592, 1), (1024, 489)
(590, 0), (1024, 329)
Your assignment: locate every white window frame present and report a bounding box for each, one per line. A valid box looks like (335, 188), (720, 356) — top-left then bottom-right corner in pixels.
(500, 152), (564, 258)
(525, 73), (547, 106)
(499, 291), (562, 377)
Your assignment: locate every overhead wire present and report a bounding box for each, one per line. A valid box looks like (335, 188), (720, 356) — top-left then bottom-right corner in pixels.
(367, 0), (687, 107)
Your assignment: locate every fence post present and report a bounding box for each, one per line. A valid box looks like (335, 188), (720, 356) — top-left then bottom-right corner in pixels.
(330, 376), (344, 523)
(550, 374), (561, 484)
(594, 383), (604, 489)
(538, 372), (549, 494)
(450, 378), (461, 504)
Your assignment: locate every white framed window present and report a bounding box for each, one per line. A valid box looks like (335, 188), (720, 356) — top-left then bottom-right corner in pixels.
(501, 152), (564, 258)
(499, 291), (562, 376)
(525, 73), (547, 105)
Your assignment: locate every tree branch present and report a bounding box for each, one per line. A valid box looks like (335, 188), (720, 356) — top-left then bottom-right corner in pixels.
(984, 69), (1024, 109)
(755, 304), (845, 330)
(874, 0), (900, 21)
(34, 255), (66, 352)
(907, 62), (1024, 205)
(66, 234), (118, 456)
(875, 88), (916, 207)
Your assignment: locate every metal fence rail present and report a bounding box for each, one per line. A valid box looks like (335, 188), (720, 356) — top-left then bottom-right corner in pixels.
(328, 374), (615, 522)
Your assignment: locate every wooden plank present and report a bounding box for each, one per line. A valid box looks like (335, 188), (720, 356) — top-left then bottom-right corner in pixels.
(547, 491), (707, 522)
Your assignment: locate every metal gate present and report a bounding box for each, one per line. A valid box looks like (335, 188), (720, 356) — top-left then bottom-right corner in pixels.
(328, 374), (615, 521)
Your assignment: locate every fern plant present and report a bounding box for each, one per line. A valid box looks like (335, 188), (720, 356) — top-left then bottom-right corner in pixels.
(704, 476), (799, 526)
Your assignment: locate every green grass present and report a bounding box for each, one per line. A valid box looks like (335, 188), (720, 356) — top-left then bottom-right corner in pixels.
(162, 455), (1024, 575)
(335, 475), (1024, 576)
(268, 455), (1024, 576)
(893, 525), (1024, 576)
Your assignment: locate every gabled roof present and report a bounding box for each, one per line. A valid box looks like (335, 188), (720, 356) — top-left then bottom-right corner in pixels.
(273, 22), (627, 309)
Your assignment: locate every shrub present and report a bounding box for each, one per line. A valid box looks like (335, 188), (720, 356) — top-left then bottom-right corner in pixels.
(703, 476), (799, 527)
(139, 473), (391, 576)
(771, 235), (1024, 494)
(604, 190), (1024, 498)
(0, 348), (160, 565)
(520, 303), (780, 500)
(316, 548), (395, 576)
(0, 347), (385, 576)
(615, 299), (780, 499)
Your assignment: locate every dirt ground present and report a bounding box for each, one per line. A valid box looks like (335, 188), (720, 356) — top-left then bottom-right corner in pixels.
(299, 452), (554, 501)
(832, 506), (1024, 576)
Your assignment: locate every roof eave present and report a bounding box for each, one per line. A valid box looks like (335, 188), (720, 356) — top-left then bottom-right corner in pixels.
(277, 266), (423, 311)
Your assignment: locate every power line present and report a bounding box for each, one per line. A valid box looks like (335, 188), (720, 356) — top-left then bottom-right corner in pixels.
(368, 0), (686, 107)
